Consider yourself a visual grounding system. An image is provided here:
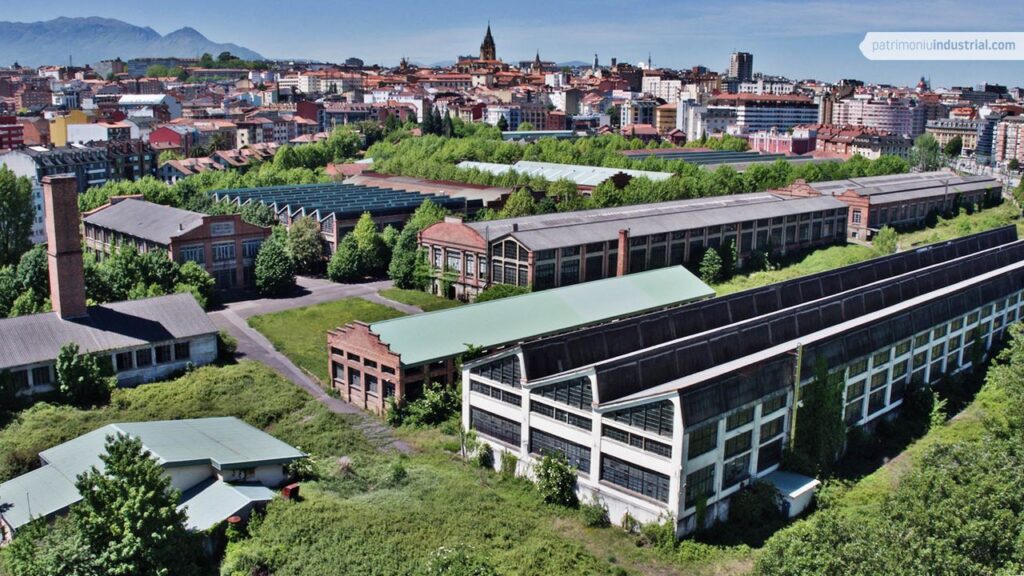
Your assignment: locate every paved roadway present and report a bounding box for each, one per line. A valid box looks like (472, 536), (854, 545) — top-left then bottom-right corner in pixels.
(209, 276), (419, 454)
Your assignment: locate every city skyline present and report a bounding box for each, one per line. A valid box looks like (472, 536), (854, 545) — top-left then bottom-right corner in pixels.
(2, 0), (1023, 87)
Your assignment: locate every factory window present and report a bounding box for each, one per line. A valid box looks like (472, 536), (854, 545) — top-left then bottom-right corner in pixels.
(602, 454), (670, 503)
(687, 424), (717, 459)
(530, 428), (591, 474)
(471, 407), (521, 446)
(684, 463), (715, 508)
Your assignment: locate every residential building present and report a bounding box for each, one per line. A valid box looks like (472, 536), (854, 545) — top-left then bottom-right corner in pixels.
(926, 119), (982, 155)
(0, 176), (219, 394)
(49, 110), (90, 147)
(83, 197), (270, 291)
(777, 171), (1001, 240)
(327, 267), (713, 415)
(706, 94), (818, 134)
(831, 96), (926, 137)
(117, 94), (182, 121)
(0, 116), (24, 149)
(729, 52), (754, 82)
(464, 226), (1023, 535)
(620, 99), (658, 127)
(747, 127), (816, 155)
(419, 192), (848, 299)
(0, 417), (305, 541)
(66, 121), (138, 145)
(994, 116), (1024, 165)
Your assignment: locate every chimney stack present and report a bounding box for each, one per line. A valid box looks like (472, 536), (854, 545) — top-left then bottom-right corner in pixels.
(616, 229), (629, 276)
(43, 174), (87, 319)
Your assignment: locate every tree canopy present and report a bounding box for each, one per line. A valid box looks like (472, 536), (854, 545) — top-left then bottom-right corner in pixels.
(0, 165), (34, 268)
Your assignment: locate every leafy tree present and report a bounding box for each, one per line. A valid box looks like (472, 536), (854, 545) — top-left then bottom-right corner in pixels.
(388, 200), (447, 289)
(174, 261), (215, 308)
(327, 233), (362, 282)
(55, 343), (112, 407)
(380, 224), (400, 249)
(873, 225), (898, 255)
(199, 53), (215, 68)
(1, 516), (100, 576)
(496, 115), (509, 132)
(254, 229), (296, 296)
(943, 135), (963, 157)
(157, 150), (183, 164)
(497, 188), (537, 218)
(475, 284), (529, 302)
(287, 216), (324, 275)
(15, 243), (48, 300)
(0, 265), (18, 317)
(422, 108), (436, 135)
(517, 121), (535, 132)
(72, 434), (204, 576)
(273, 145), (300, 170)
(0, 165), (34, 267)
(217, 51), (237, 62)
(699, 247), (723, 284)
(1008, 158), (1020, 172)
(534, 453), (578, 507)
(910, 133), (942, 171)
(145, 64), (169, 77)
(351, 212), (389, 277)
(8, 290), (46, 317)
(240, 201), (278, 227)
(441, 111), (455, 138)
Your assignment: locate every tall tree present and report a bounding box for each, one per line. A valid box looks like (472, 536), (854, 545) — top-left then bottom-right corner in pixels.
(497, 188), (537, 218)
(496, 115), (509, 132)
(942, 135), (963, 157)
(73, 434), (204, 576)
(910, 134), (942, 171)
(55, 343), (112, 407)
(388, 200), (447, 289)
(350, 212), (389, 276)
(287, 217), (324, 275)
(327, 233), (362, 282)
(442, 110), (455, 138)
(15, 243), (48, 300)
(254, 229), (296, 296)
(0, 165), (34, 268)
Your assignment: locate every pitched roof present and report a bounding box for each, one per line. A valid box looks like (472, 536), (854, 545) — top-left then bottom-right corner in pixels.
(83, 198), (204, 245)
(458, 160), (673, 187)
(0, 417), (304, 533)
(0, 293), (217, 371)
(367, 267), (714, 367)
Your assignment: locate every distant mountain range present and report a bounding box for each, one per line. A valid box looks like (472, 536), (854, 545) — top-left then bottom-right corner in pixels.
(0, 17), (263, 67)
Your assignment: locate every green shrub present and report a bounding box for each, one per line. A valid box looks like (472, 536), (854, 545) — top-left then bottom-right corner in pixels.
(499, 451), (518, 479)
(638, 516), (676, 549)
(534, 453), (578, 507)
(217, 330), (238, 362)
(386, 458), (408, 487)
(580, 495), (610, 528)
(390, 382), (460, 427)
(475, 284), (529, 302)
(475, 442), (494, 469)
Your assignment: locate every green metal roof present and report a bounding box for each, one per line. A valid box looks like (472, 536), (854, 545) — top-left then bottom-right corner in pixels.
(0, 417), (304, 534)
(370, 266), (714, 367)
(179, 479), (276, 531)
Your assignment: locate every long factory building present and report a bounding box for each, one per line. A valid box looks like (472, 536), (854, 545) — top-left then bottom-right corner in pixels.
(420, 192), (848, 300)
(462, 226), (1024, 534)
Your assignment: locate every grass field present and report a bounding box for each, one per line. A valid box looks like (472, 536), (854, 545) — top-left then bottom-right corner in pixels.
(713, 203), (1022, 296)
(0, 362), (374, 484)
(379, 287), (464, 311)
(248, 297), (404, 383)
(0, 362), (752, 576)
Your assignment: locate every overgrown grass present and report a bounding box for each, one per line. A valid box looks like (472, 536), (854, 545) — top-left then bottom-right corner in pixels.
(0, 362), (372, 483)
(714, 202), (1022, 296)
(247, 297), (404, 383)
(379, 287), (463, 311)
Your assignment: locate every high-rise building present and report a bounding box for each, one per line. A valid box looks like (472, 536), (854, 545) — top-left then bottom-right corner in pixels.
(729, 51), (753, 82)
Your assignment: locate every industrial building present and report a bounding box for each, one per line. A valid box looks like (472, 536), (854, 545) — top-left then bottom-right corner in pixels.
(419, 193), (848, 300)
(83, 197), (271, 291)
(776, 170), (1002, 240)
(326, 267), (713, 415)
(0, 176), (218, 396)
(214, 181), (481, 253)
(0, 417), (305, 540)
(463, 226), (1023, 535)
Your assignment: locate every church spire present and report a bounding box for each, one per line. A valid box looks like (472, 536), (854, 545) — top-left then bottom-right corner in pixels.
(480, 22), (496, 61)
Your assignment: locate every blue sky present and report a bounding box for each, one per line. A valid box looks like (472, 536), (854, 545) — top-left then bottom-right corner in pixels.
(5, 0), (1024, 87)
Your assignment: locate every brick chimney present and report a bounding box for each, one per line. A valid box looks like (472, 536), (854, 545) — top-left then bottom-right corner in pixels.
(43, 175), (87, 319)
(616, 229), (629, 276)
